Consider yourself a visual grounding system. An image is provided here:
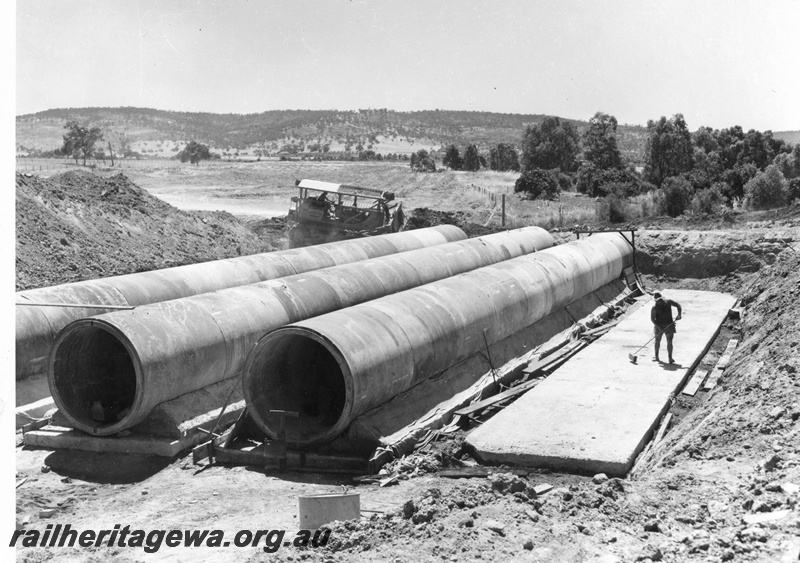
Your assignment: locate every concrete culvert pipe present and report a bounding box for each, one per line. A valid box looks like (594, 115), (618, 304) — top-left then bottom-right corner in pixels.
(243, 232), (633, 447)
(49, 227), (555, 435)
(50, 321), (140, 434)
(17, 225), (465, 381)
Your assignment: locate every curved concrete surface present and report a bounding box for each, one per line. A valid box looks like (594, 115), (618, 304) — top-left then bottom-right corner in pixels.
(50, 227), (555, 435)
(243, 233), (633, 446)
(17, 225), (466, 380)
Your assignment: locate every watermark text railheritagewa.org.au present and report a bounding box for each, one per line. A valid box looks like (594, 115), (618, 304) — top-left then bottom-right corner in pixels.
(10, 524), (331, 553)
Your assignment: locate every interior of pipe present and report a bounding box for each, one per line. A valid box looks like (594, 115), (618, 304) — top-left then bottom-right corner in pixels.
(246, 332), (346, 443)
(51, 325), (137, 429)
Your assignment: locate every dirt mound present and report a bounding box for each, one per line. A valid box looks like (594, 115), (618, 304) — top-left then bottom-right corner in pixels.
(15, 170), (279, 290)
(407, 207), (501, 238)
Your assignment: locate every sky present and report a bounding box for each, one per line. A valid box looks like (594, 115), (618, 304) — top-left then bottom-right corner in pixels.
(13, 0), (800, 131)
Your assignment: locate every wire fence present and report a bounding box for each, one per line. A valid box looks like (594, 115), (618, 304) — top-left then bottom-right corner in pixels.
(465, 183), (514, 204)
(14, 157), (196, 173)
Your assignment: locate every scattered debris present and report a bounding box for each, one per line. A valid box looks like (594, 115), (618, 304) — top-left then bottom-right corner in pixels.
(483, 519), (506, 535)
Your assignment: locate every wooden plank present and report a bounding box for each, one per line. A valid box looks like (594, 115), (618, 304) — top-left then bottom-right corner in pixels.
(454, 380), (541, 418)
(221, 408), (248, 449)
(215, 448), (265, 465)
(703, 367), (724, 390)
(623, 266), (637, 288)
(439, 466), (529, 478)
(21, 418), (51, 434)
(192, 421), (238, 464)
(703, 339), (739, 391)
(192, 441), (213, 465)
(653, 413), (672, 444)
(214, 448), (368, 474)
(580, 317), (623, 338)
(522, 340), (585, 376)
(715, 339), (739, 369)
(682, 370), (707, 396)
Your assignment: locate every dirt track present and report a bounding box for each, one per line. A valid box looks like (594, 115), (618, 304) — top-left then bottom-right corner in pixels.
(13, 169), (800, 562)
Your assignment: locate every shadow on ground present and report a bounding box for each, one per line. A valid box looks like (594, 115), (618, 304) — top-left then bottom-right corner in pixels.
(40, 449), (173, 484)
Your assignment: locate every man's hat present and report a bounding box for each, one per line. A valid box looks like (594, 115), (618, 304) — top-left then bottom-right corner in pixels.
(653, 291), (663, 299)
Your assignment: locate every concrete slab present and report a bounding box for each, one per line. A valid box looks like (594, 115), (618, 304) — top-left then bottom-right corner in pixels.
(24, 426), (189, 457)
(26, 395), (246, 457)
(466, 290), (736, 476)
(16, 397), (56, 428)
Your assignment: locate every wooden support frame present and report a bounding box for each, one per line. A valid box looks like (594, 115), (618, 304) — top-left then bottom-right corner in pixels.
(191, 408), (368, 474)
(575, 228), (638, 273)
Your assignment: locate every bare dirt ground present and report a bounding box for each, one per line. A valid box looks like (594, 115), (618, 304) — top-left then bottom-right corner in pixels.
(13, 167), (800, 562)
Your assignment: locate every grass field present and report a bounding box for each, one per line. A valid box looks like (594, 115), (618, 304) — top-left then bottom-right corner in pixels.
(19, 158), (603, 228)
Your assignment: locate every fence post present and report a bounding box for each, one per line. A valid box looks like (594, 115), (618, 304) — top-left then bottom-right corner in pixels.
(501, 194), (506, 227)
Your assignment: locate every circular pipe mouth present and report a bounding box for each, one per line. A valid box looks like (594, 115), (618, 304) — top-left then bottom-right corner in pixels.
(243, 328), (352, 447)
(49, 320), (144, 436)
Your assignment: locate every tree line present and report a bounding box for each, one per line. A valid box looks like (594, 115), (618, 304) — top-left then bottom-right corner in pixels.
(410, 112), (800, 215)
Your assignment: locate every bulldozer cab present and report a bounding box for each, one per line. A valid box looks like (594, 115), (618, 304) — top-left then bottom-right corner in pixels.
(287, 179), (404, 248)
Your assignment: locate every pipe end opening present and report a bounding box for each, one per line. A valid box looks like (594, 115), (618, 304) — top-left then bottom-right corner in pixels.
(51, 323), (138, 433)
(245, 331), (347, 445)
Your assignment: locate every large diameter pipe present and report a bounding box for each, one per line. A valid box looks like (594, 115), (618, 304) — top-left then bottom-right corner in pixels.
(243, 233), (633, 446)
(17, 225), (465, 380)
(49, 227), (555, 435)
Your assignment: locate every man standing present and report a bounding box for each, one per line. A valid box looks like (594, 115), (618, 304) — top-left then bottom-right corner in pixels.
(651, 291), (682, 363)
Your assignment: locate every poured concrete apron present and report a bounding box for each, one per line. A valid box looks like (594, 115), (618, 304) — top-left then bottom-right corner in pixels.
(467, 289), (737, 476)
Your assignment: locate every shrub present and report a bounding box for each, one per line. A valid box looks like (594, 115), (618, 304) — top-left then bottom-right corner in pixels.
(682, 169), (712, 191)
(442, 145), (463, 170)
(602, 181), (639, 199)
(463, 144), (481, 171)
(722, 163), (758, 200)
(772, 152), (795, 180)
(596, 193), (631, 223)
(575, 162), (597, 195)
(514, 169), (560, 200)
(557, 173), (573, 192)
(744, 165), (788, 210)
(575, 164), (643, 198)
(410, 149), (436, 172)
(655, 176), (694, 217)
(789, 178), (800, 202)
(690, 183), (728, 214)
(632, 190), (659, 218)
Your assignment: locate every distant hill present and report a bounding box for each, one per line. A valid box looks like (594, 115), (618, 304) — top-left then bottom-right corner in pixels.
(16, 107), (799, 166)
(775, 130), (800, 146)
(15, 107), (648, 164)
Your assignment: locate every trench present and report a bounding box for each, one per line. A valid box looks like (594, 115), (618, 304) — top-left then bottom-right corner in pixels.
(244, 330), (347, 444)
(51, 324), (138, 432)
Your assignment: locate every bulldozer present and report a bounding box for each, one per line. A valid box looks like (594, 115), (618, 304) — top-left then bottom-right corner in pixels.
(286, 179), (405, 248)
